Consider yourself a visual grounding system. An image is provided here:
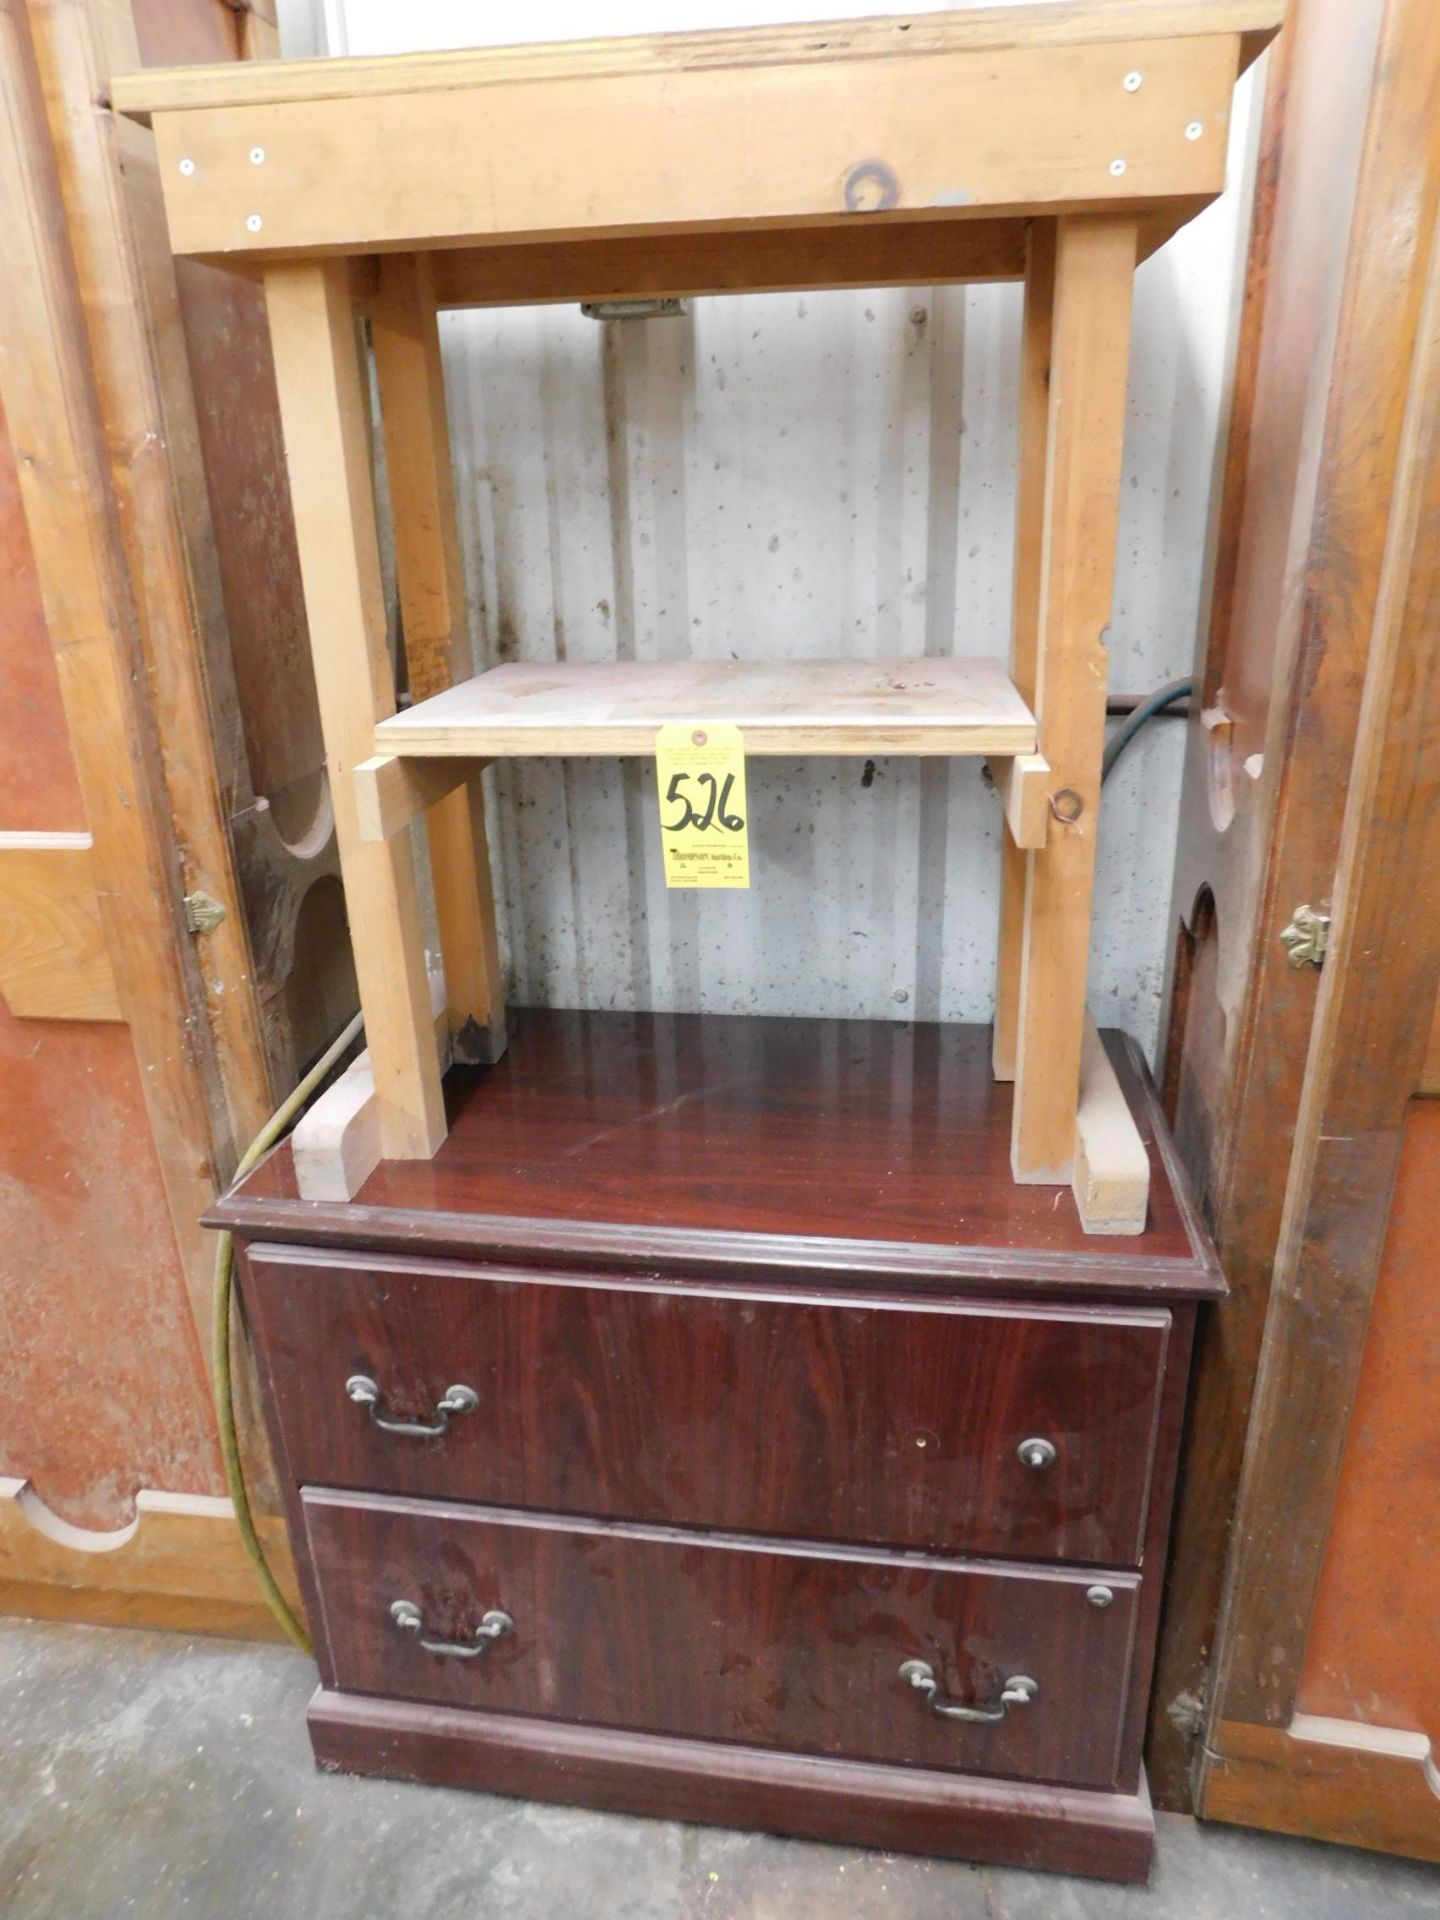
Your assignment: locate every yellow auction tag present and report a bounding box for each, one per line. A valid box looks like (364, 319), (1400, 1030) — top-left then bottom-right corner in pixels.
(655, 722), (750, 889)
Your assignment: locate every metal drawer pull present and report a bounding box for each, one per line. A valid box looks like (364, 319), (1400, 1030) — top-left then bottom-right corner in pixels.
(389, 1599), (513, 1658)
(1016, 1436), (1056, 1469)
(898, 1660), (1039, 1723)
(345, 1374), (478, 1438)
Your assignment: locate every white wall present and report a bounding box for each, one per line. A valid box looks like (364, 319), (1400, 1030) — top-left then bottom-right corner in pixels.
(283, 0), (1261, 1060)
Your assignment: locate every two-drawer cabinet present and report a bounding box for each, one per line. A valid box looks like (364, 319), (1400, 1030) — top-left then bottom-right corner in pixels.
(212, 1010), (1223, 1882)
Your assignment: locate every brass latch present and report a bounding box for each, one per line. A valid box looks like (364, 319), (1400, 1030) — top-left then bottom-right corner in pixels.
(1280, 903), (1330, 969)
(183, 890), (227, 934)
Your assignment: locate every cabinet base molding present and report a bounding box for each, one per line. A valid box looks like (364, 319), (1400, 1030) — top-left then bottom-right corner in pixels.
(0, 1478), (303, 1644)
(1203, 1715), (1440, 1864)
(308, 1687), (1156, 1883)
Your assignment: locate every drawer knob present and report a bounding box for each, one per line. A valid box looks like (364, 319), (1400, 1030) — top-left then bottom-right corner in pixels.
(346, 1374), (479, 1439)
(898, 1660), (1039, 1724)
(1016, 1436), (1057, 1470)
(389, 1598), (513, 1659)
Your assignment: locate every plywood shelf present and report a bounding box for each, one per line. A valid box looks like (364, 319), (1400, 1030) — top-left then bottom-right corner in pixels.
(374, 658), (1038, 760)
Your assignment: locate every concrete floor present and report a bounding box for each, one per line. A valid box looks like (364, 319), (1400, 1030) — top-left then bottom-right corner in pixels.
(1, 1619), (1436, 1920)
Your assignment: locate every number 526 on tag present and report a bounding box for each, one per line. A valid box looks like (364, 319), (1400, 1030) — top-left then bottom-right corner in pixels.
(654, 723), (750, 889)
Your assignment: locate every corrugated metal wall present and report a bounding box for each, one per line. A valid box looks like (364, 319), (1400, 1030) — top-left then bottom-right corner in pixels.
(296, 0), (1263, 1061)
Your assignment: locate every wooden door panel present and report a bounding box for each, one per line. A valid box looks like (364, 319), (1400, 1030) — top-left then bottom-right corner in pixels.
(1153, 0), (1440, 1840)
(1296, 1101), (1440, 1743)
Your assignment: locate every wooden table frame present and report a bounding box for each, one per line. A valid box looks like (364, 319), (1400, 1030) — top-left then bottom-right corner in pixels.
(115, 1), (1280, 1232)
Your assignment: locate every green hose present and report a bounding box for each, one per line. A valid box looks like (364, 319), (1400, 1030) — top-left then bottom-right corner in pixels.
(212, 1009), (364, 1655)
(1101, 677), (1193, 784)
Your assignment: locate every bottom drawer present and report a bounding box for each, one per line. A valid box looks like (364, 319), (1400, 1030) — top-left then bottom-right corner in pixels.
(304, 1489), (1140, 1790)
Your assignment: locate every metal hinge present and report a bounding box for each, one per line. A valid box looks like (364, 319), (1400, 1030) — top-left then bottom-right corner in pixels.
(1167, 1690), (1207, 1741)
(1280, 902), (1330, 968)
(183, 890), (227, 935)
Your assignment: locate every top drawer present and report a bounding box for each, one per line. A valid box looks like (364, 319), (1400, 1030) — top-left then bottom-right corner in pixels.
(242, 1247), (1169, 1565)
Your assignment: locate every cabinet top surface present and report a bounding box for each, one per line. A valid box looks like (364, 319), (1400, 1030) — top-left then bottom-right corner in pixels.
(216, 1010), (1222, 1298)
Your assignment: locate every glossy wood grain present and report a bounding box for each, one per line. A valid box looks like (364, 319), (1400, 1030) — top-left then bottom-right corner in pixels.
(244, 1249), (1170, 1565)
(213, 1013), (1221, 1300)
(308, 1688), (1156, 1883)
(303, 1490), (1139, 1791)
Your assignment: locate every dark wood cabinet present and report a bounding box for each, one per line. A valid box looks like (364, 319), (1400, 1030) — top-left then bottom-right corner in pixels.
(213, 1009), (1220, 1883)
